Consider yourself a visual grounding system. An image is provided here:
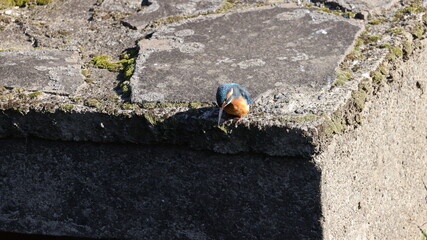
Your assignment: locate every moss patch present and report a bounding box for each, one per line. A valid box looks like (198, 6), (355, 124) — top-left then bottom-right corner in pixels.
(370, 70), (385, 83)
(409, 23), (425, 39)
(60, 104), (74, 112)
(393, 2), (425, 21)
(386, 27), (404, 35)
(216, 0), (239, 14)
(335, 69), (353, 86)
(325, 115), (346, 135)
(0, 0), (53, 8)
(368, 18), (385, 25)
(85, 99), (101, 108)
(381, 44), (403, 61)
(282, 114), (318, 123)
(91, 55), (123, 72)
(28, 91), (43, 99)
(402, 40), (414, 59)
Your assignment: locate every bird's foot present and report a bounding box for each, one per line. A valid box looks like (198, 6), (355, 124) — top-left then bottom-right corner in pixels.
(233, 117), (243, 127)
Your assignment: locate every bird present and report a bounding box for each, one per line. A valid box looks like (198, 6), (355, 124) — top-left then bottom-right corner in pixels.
(216, 83), (254, 125)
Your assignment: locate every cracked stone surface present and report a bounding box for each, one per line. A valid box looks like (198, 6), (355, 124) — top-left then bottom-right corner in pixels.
(122, 0), (224, 30)
(0, 49), (83, 94)
(130, 6), (362, 103)
(320, 0), (400, 14)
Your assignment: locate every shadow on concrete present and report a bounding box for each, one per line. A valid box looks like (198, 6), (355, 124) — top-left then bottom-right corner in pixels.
(0, 231), (118, 240)
(0, 107), (316, 157)
(0, 138), (322, 239)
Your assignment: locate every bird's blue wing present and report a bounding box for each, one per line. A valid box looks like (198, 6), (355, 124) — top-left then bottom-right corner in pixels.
(236, 85), (254, 104)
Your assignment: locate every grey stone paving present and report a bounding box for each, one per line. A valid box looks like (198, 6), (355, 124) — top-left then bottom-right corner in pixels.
(0, 49), (83, 94)
(130, 6), (362, 103)
(326, 0), (400, 13)
(122, 0), (223, 30)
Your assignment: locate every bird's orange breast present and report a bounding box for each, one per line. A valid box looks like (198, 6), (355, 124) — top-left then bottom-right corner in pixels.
(224, 96), (250, 117)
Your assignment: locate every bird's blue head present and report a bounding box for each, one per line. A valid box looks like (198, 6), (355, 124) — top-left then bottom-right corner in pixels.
(216, 83), (237, 108)
(216, 83), (253, 107)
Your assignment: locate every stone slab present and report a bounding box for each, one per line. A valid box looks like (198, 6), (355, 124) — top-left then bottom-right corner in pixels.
(0, 49), (83, 94)
(321, 0), (400, 14)
(101, 0), (142, 12)
(122, 0), (223, 29)
(130, 6), (362, 103)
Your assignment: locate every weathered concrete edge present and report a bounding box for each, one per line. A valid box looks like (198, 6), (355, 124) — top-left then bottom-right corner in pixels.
(0, 107), (316, 157)
(0, 2), (425, 158)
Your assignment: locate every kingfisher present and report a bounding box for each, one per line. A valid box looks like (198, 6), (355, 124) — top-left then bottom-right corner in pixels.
(216, 83), (254, 125)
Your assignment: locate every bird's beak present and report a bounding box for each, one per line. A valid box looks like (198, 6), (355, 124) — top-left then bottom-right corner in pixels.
(217, 107), (224, 125)
(218, 101), (231, 125)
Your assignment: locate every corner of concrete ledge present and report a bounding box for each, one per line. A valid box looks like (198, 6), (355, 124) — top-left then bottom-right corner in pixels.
(1, 1), (426, 159)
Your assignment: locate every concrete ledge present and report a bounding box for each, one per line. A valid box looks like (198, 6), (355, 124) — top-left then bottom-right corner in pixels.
(0, 0), (426, 239)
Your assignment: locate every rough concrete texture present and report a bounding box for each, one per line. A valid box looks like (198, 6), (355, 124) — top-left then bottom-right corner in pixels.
(122, 0), (223, 30)
(318, 39), (427, 240)
(0, 0), (425, 158)
(130, 6), (361, 103)
(0, 1), (426, 239)
(313, 0), (400, 15)
(0, 49), (83, 94)
(0, 139), (321, 239)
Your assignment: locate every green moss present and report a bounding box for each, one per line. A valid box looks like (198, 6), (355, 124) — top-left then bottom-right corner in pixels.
(352, 89), (367, 111)
(142, 102), (184, 108)
(335, 69), (352, 86)
(367, 35), (382, 42)
(345, 49), (362, 61)
(122, 103), (137, 110)
(91, 55), (122, 72)
(216, 0), (238, 14)
(409, 23), (425, 39)
(381, 44), (403, 61)
(386, 27), (404, 35)
(81, 69), (93, 83)
(354, 38), (364, 51)
(402, 40), (414, 59)
(282, 114), (318, 123)
(71, 96), (82, 102)
(119, 48), (138, 81)
(368, 18), (385, 25)
(0, 0), (53, 8)
(60, 104), (74, 112)
(303, 3), (313, 8)
(393, 3), (424, 21)
(370, 70), (385, 83)
(188, 102), (205, 108)
(144, 113), (162, 125)
(216, 124), (230, 134)
(419, 227), (427, 240)
(325, 116), (346, 135)
(85, 99), (101, 108)
(28, 91), (43, 99)
(81, 69), (89, 77)
(378, 64), (389, 75)
(0, 86), (6, 92)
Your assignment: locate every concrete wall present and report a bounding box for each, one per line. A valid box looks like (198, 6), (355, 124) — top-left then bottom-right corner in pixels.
(0, 139), (321, 239)
(318, 39), (427, 240)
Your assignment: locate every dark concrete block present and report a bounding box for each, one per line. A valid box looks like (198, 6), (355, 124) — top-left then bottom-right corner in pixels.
(0, 138), (321, 239)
